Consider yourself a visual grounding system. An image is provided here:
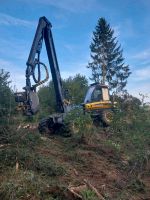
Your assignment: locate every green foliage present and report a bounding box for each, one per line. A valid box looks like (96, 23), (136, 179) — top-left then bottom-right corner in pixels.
(127, 178), (146, 193)
(63, 74), (88, 104)
(38, 74), (88, 116)
(0, 169), (65, 200)
(87, 18), (131, 92)
(0, 125), (41, 146)
(65, 108), (92, 132)
(64, 108), (95, 143)
(0, 69), (15, 121)
(38, 81), (56, 116)
(0, 125), (14, 144)
(104, 139), (121, 151)
(110, 95), (150, 172)
(33, 155), (66, 176)
(0, 127), (40, 170)
(0, 127), (65, 177)
(81, 189), (99, 200)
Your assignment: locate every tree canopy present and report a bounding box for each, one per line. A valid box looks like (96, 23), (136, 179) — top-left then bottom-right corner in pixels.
(88, 18), (131, 92)
(0, 69), (15, 119)
(38, 74), (88, 115)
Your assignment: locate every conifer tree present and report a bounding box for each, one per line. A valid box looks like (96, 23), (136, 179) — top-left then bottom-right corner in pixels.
(87, 18), (131, 92)
(0, 69), (15, 118)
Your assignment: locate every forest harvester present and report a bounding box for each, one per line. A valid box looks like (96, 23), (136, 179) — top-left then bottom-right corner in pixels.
(15, 16), (116, 134)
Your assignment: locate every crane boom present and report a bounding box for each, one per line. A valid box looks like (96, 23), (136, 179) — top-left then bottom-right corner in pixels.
(25, 16), (66, 113)
(15, 16), (71, 134)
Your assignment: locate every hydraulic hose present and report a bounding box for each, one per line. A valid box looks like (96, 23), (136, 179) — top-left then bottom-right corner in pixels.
(32, 60), (49, 88)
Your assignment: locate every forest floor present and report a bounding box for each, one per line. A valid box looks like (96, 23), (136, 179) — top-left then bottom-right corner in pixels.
(0, 121), (150, 200)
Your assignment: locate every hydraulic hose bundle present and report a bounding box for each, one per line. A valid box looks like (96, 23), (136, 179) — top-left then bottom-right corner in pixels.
(30, 59), (49, 89)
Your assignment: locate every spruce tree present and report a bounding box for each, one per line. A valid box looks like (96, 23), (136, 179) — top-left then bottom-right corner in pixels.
(0, 69), (15, 118)
(87, 18), (131, 92)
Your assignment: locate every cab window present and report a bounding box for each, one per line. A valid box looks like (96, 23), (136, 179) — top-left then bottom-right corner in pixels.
(91, 88), (102, 102)
(84, 86), (95, 103)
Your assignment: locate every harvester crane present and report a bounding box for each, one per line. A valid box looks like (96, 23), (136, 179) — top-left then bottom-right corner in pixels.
(15, 16), (70, 133)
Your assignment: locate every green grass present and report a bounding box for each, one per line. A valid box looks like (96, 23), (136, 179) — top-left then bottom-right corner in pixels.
(1, 103), (150, 199)
(81, 189), (99, 200)
(0, 169), (67, 200)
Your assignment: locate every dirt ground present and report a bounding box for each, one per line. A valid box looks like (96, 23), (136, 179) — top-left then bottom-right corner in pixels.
(1, 124), (150, 200)
(35, 130), (150, 200)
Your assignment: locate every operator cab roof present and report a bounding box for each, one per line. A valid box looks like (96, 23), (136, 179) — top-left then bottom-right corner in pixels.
(90, 82), (109, 88)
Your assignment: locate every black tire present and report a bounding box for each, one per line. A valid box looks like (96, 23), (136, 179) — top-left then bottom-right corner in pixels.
(38, 118), (71, 137)
(38, 117), (54, 134)
(101, 110), (113, 126)
(55, 123), (72, 137)
(92, 115), (103, 127)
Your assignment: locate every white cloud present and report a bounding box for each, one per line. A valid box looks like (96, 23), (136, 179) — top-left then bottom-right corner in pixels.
(127, 82), (150, 103)
(63, 43), (87, 53)
(64, 44), (76, 52)
(121, 19), (136, 38)
(60, 61), (91, 79)
(0, 38), (29, 60)
(0, 13), (35, 27)
(115, 19), (137, 42)
(0, 59), (25, 91)
(126, 65), (150, 102)
(24, 0), (99, 13)
(131, 66), (150, 81)
(113, 26), (120, 37)
(132, 49), (150, 60)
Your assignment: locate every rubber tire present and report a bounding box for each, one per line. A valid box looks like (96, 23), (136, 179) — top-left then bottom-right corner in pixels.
(92, 116), (103, 127)
(101, 110), (113, 126)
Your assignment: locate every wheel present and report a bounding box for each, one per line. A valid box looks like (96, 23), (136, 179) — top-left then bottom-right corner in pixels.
(92, 115), (103, 127)
(38, 117), (71, 137)
(54, 122), (72, 137)
(101, 110), (113, 126)
(38, 117), (54, 134)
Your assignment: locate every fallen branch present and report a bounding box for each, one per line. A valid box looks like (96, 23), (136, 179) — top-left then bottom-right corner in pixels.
(68, 184), (86, 199)
(84, 179), (105, 200)
(0, 144), (12, 148)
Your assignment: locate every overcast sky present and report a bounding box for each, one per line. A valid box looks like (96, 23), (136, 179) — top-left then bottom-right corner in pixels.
(0, 0), (150, 101)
